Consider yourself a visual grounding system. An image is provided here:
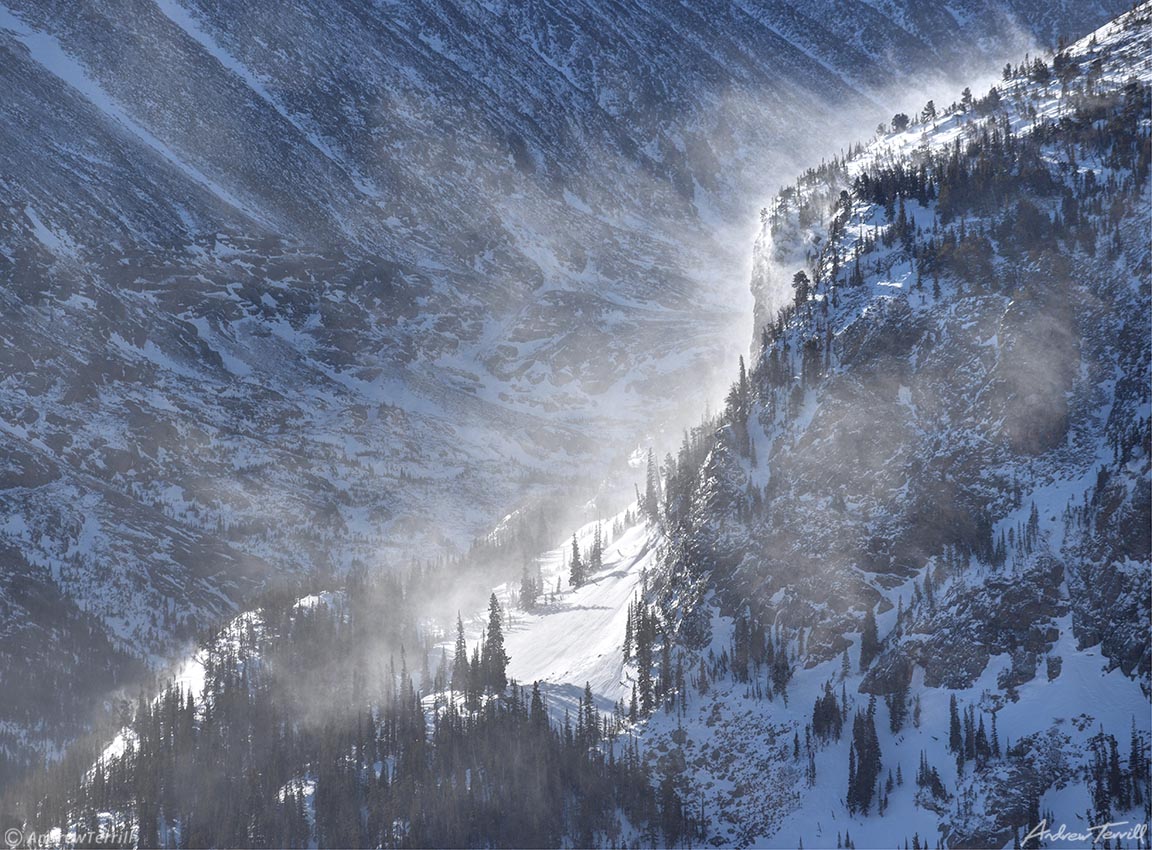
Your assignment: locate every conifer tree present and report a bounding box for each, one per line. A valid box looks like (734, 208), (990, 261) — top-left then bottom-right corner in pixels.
(520, 563), (537, 610)
(482, 593), (509, 693)
(792, 270), (811, 308)
(569, 534), (584, 587)
(660, 638), (673, 711)
(644, 448), (661, 520)
(467, 645), (483, 710)
(636, 607), (655, 715)
(623, 603), (633, 661)
(529, 681), (547, 730)
(975, 714), (990, 764)
(589, 523), (603, 575)
(949, 694), (963, 754)
(848, 697), (882, 814)
(1131, 718), (1147, 806)
(452, 614), (469, 692)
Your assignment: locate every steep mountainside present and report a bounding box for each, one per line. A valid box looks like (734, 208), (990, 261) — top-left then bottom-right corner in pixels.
(0, 0), (1128, 785)
(636, 9), (1151, 846)
(7, 9), (1148, 849)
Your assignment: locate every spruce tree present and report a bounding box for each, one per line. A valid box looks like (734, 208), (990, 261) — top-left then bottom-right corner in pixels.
(452, 614), (469, 693)
(467, 646), (483, 710)
(582, 682), (599, 747)
(644, 448), (660, 520)
(589, 524), (603, 575)
(660, 638), (673, 711)
(482, 593), (509, 693)
(623, 604), (633, 661)
(792, 270), (811, 308)
(848, 698), (882, 814)
(530, 681), (547, 730)
(975, 715), (990, 764)
(520, 564), (537, 610)
(569, 534), (584, 587)
(949, 694), (962, 753)
(847, 746), (857, 814)
(636, 607), (654, 715)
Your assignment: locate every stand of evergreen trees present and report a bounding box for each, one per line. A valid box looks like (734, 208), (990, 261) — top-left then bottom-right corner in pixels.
(10, 564), (695, 848)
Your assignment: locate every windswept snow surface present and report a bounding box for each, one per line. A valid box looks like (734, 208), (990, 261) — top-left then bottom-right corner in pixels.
(458, 514), (657, 722)
(0, 3), (268, 225)
(149, 0), (382, 199)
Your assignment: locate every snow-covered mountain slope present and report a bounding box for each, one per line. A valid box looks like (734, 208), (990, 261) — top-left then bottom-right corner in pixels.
(0, 0), (1131, 808)
(2, 0), (1128, 789)
(617, 8), (1152, 848)
(471, 515), (657, 721)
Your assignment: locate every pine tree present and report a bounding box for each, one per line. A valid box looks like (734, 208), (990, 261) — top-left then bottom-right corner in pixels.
(623, 603), (634, 661)
(847, 746), (857, 814)
(1131, 717), (1146, 807)
(467, 646), (483, 710)
(949, 694), (962, 754)
(792, 270), (811, 308)
(481, 593), (509, 693)
(581, 682), (599, 747)
(636, 607), (654, 715)
(963, 705), (975, 760)
(528, 681), (547, 731)
(847, 696), (883, 815)
(589, 524), (603, 575)
(975, 714), (990, 765)
(1108, 735), (1125, 807)
(520, 564), (538, 610)
(644, 448), (661, 520)
(569, 534), (585, 587)
(452, 614), (469, 692)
